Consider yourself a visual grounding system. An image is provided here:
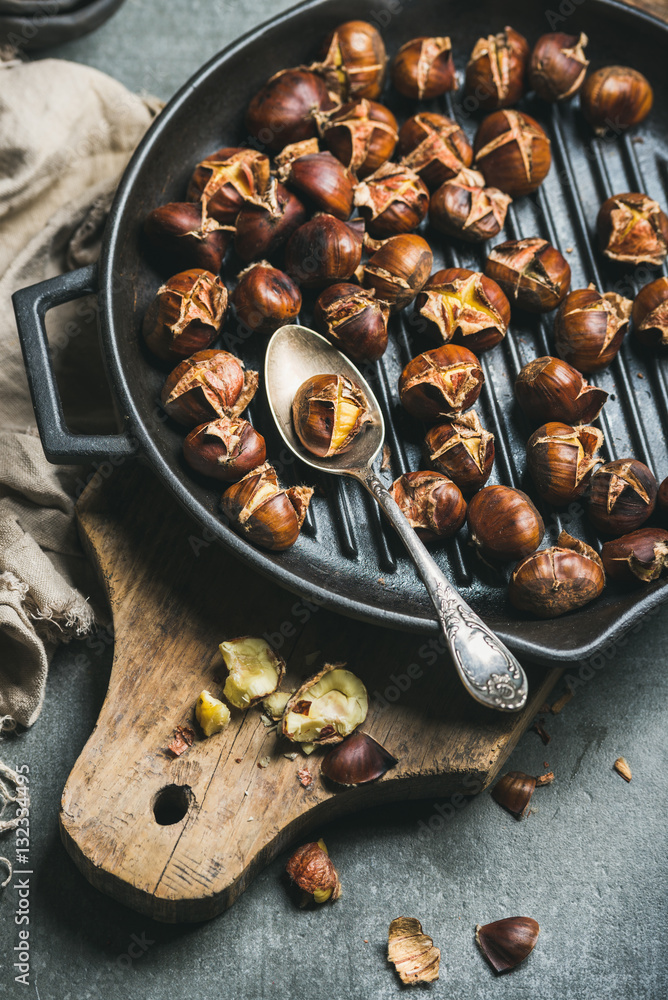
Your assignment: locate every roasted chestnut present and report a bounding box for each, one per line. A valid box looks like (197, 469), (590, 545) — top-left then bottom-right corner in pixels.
(391, 36), (456, 100)
(554, 284), (633, 372)
(314, 283), (389, 361)
(221, 462), (313, 551)
(398, 112), (473, 190)
(292, 373), (371, 457)
(316, 20), (387, 101)
(399, 345), (484, 422)
(509, 531), (605, 618)
(389, 471), (467, 543)
(234, 180), (307, 263)
(485, 238), (570, 313)
(144, 202), (232, 272)
(357, 233), (433, 311)
(467, 485), (544, 562)
(425, 410), (495, 495)
(464, 27), (529, 110)
(282, 664), (368, 744)
(284, 214), (363, 287)
(601, 528), (668, 584)
(186, 147), (271, 225)
(354, 162), (429, 238)
(275, 139), (354, 219)
(245, 68), (338, 152)
(597, 192), (668, 267)
(317, 98), (398, 179)
(581, 66), (653, 135)
(429, 168), (511, 244)
(526, 422), (604, 505)
(587, 458), (658, 535)
(183, 416), (266, 481)
(142, 269), (227, 362)
(632, 277), (668, 348)
(515, 356), (608, 425)
(231, 262), (301, 334)
(528, 32), (588, 102)
(161, 350), (258, 427)
(414, 267), (510, 352)
(473, 110), (551, 197)
(321, 732), (397, 786)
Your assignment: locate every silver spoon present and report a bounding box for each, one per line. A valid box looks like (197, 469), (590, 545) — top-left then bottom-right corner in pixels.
(264, 325), (528, 712)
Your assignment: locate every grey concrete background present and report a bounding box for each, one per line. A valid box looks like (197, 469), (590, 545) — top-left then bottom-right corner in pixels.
(1, 1), (667, 997)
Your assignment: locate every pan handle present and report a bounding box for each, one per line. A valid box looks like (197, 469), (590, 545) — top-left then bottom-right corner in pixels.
(12, 265), (137, 464)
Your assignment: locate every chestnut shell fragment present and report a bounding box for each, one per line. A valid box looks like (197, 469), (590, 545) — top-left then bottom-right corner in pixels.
(476, 916), (540, 974)
(321, 732), (398, 786)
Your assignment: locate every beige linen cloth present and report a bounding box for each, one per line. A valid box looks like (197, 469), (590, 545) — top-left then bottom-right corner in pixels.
(0, 52), (161, 729)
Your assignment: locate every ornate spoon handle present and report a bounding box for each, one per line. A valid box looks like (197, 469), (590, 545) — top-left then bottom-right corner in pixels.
(353, 466), (528, 712)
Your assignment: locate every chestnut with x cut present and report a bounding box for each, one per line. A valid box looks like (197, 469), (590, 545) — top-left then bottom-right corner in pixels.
(474, 110), (551, 196)
(465, 27), (529, 110)
(588, 459), (658, 535)
(425, 410), (495, 496)
(292, 373), (372, 458)
(316, 98), (398, 179)
(554, 284), (632, 372)
(597, 192), (668, 267)
(399, 345), (484, 422)
(429, 167), (511, 244)
(414, 267), (510, 352)
(526, 422), (604, 505)
(398, 111), (473, 190)
(485, 238), (570, 313)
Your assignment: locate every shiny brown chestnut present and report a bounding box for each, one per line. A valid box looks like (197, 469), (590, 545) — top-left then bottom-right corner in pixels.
(425, 411), (495, 496)
(234, 180), (307, 264)
(588, 458), (658, 535)
(292, 374), (371, 458)
(632, 277), (668, 348)
(186, 147), (271, 225)
(476, 917), (540, 973)
(275, 139), (354, 220)
(491, 771), (538, 819)
(389, 471), (467, 543)
(245, 68), (338, 152)
(554, 284), (632, 372)
(357, 233), (433, 312)
(317, 99), (398, 179)
(429, 168), (511, 244)
(314, 283), (389, 361)
(581, 66), (653, 135)
(399, 345), (484, 422)
(528, 32), (588, 102)
(142, 269), (227, 363)
(464, 26), (529, 110)
(220, 462), (313, 551)
(601, 528), (668, 584)
(161, 350), (258, 427)
(398, 112), (473, 190)
(321, 732), (398, 786)
(144, 202), (232, 272)
(316, 20), (387, 101)
(597, 192), (668, 267)
(354, 162), (429, 238)
(467, 486), (544, 562)
(526, 422), (604, 505)
(231, 262), (301, 335)
(414, 267), (510, 352)
(183, 416), (266, 481)
(509, 531), (606, 618)
(485, 238), (570, 313)
(515, 356), (608, 425)
(474, 111), (551, 197)
(284, 214), (363, 287)
(391, 36), (456, 100)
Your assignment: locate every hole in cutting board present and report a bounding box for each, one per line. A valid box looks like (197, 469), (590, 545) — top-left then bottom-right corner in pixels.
(153, 784), (193, 825)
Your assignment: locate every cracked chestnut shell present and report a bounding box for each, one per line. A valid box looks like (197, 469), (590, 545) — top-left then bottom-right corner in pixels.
(292, 373), (371, 457)
(632, 276), (668, 348)
(245, 68), (338, 152)
(231, 262), (301, 334)
(391, 36), (456, 100)
(286, 840), (341, 904)
(389, 471), (466, 543)
(357, 233), (433, 312)
(161, 350), (258, 427)
(509, 531), (605, 618)
(467, 486), (544, 562)
(465, 26), (529, 110)
(186, 147), (271, 225)
(515, 356), (608, 425)
(398, 112), (473, 190)
(183, 416), (266, 482)
(597, 192), (668, 267)
(429, 167), (511, 244)
(284, 214), (363, 287)
(491, 771), (538, 819)
(234, 180), (307, 264)
(554, 284), (632, 372)
(425, 410), (495, 496)
(528, 32), (588, 102)
(144, 202), (232, 272)
(142, 269), (227, 363)
(485, 238), (570, 313)
(399, 344), (484, 422)
(474, 110), (551, 197)
(476, 916), (540, 973)
(354, 162), (429, 238)
(220, 462), (313, 551)
(314, 282), (389, 361)
(581, 66), (653, 135)
(317, 98), (398, 179)
(316, 20), (387, 101)
(275, 139), (355, 220)
(526, 422), (604, 505)
(414, 267), (510, 352)
(587, 458), (658, 535)
(601, 528), (668, 584)
(321, 732), (398, 786)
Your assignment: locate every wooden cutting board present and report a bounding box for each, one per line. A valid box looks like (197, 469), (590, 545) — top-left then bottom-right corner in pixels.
(60, 464), (559, 923)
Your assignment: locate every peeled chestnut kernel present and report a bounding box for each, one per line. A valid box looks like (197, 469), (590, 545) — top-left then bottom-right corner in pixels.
(234, 180), (307, 264)
(354, 162), (429, 238)
(429, 168), (512, 244)
(275, 139), (354, 220)
(220, 635), (286, 709)
(389, 471), (466, 543)
(317, 99), (398, 179)
(601, 528), (668, 584)
(474, 110), (551, 197)
(391, 36), (456, 100)
(321, 731), (398, 786)
(195, 690), (230, 737)
(509, 530), (605, 618)
(161, 350), (258, 427)
(554, 284), (632, 373)
(476, 917), (540, 974)
(486, 238), (570, 313)
(465, 26), (529, 110)
(144, 202), (232, 272)
(142, 269), (227, 363)
(231, 262), (301, 335)
(515, 356), (608, 425)
(425, 410), (495, 496)
(183, 416), (266, 482)
(292, 373), (371, 458)
(526, 422), (604, 505)
(220, 462), (313, 551)
(388, 917), (440, 985)
(414, 267), (510, 352)
(597, 192), (668, 268)
(286, 839), (341, 905)
(398, 112), (472, 190)
(314, 283), (389, 361)
(316, 20), (387, 101)
(284, 214), (363, 287)
(245, 68), (338, 153)
(357, 233), (433, 312)
(632, 276), (668, 349)
(528, 32), (588, 102)
(186, 147), (271, 225)
(581, 66), (653, 135)
(588, 458), (658, 535)
(282, 664), (368, 744)
(399, 345), (484, 422)
(467, 486), (544, 562)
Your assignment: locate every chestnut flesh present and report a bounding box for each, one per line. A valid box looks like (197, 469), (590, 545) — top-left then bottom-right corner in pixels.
(597, 192), (668, 267)
(414, 267), (510, 352)
(292, 373), (371, 458)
